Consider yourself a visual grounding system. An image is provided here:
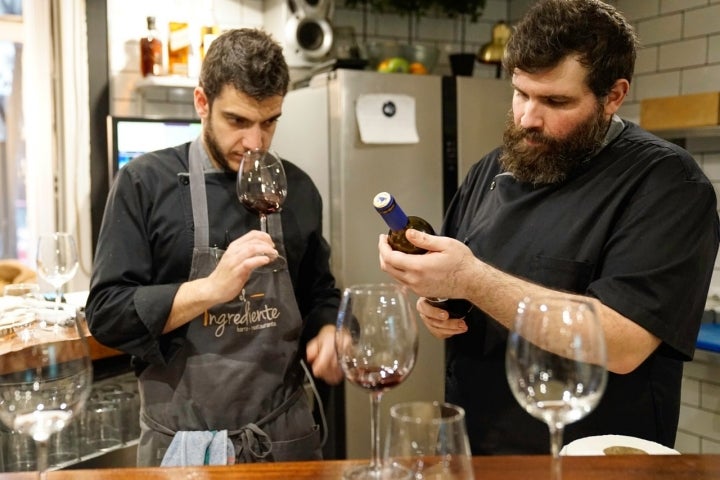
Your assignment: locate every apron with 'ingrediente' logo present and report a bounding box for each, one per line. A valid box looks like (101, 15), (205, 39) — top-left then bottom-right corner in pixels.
(136, 138), (320, 466)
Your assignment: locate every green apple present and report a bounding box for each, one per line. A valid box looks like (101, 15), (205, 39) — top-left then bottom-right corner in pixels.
(378, 56), (410, 73)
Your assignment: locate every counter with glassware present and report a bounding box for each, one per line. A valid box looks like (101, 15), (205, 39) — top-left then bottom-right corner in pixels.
(0, 295), (138, 473)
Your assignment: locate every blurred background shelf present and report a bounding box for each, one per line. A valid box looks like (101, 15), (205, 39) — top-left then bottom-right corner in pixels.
(650, 125), (720, 140)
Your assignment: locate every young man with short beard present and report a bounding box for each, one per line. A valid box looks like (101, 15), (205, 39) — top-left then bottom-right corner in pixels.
(87, 29), (342, 465)
(379, 0), (719, 454)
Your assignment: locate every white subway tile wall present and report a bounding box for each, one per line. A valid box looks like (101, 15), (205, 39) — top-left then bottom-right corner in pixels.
(105, 0), (720, 453)
(658, 38), (707, 70)
(677, 351), (720, 453)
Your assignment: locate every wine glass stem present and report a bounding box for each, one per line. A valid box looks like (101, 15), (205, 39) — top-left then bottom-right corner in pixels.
(259, 213), (268, 233)
(36, 439), (49, 480)
(549, 423), (564, 480)
(54, 287), (63, 308)
(369, 391), (383, 473)
(549, 422), (563, 458)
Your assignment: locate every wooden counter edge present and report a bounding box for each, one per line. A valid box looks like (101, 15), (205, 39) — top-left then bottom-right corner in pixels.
(1, 454), (716, 480)
(87, 335), (123, 361)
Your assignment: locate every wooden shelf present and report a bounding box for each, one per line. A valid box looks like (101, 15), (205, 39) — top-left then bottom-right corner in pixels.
(649, 125), (720, 140)
(135, 75), (198, 90)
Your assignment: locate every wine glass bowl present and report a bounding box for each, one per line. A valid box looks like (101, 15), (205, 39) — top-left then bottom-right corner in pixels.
(36, 233), (79, 306)
(505, 296), (607, 476)
(0, 307), (93, 478)
(336, 283), (419, 480)
(236, 149), (287, 229)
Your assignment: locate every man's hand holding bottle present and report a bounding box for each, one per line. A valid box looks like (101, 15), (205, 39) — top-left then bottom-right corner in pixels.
(374, 192), (474, 321)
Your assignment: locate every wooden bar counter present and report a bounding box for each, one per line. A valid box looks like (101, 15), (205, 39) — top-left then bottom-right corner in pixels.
(1, 455), (719, 479)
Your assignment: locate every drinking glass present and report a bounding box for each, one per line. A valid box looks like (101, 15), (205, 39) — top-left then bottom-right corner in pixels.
(236, 149), (287, 270)
(82, 398), (122, 452)
(0, 308), (93, 479)
(36, 232), (79, 307)
(384, 401), (474, 480)
(336, 283), (419, 480)
(505, 296), (607, 479)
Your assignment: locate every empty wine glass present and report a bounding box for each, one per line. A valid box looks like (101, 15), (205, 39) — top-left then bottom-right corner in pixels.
(36, 233), (79, 307)
(0, 307), (93, 479)
(336, 283), (419, 480)
(505, 296), (607, 479)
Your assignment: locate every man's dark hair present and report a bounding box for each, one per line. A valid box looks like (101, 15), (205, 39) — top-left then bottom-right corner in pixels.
(199, 28), (290, 106)
(503, 0), (639, 98)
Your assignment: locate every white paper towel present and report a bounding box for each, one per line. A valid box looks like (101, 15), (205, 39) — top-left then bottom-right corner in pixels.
(355, 93), (419, 144)
(560, 435), (680, 456)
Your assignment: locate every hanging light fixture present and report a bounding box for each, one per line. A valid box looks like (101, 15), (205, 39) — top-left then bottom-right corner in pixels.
(477, 20), (511, 77)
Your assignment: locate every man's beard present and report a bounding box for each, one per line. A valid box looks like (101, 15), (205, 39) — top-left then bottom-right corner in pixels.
(203, 116), (233, 173)
(499, 103), (609, 185)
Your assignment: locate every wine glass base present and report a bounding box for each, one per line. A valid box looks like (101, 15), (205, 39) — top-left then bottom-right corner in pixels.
(342, 464), (413, 480)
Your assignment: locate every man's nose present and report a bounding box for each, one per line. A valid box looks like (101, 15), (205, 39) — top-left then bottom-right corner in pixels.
(519, 101), (543, 130)
(242, 125), (264, 151)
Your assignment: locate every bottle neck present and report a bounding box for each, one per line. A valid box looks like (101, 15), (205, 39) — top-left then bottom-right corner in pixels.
(376, 200), (410, 232)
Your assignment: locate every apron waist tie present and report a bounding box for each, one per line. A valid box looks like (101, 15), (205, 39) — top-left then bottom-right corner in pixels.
(227, 387), (305, 462)
(231, 423), (272, 462)
(142, 386), (306, 463)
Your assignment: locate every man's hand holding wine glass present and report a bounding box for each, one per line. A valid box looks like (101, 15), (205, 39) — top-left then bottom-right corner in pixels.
(163, 231), (279, 334)
(205, 231), (279, 301)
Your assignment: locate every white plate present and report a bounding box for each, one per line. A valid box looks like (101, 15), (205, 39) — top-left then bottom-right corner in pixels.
(561, 434), (680, 456)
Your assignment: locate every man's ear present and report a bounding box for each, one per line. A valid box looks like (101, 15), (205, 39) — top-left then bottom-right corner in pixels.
(604, 78), (630, 116)
(194, 87), (209, 118)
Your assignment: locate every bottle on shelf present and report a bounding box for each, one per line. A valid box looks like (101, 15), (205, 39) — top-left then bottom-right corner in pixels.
(167, 20), (191, 76)
(200, 25), (220, 60)
(373, 191), (474, 319)
(140, 16), (163, 77)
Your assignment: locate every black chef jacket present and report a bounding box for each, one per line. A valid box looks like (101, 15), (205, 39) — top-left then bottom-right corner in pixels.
(442, 120), (720, 454)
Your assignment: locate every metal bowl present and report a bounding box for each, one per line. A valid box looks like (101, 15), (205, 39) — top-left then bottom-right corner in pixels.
(363, 41), (440, 73)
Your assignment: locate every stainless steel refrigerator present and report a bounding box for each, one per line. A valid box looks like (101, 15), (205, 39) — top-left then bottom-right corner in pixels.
(272, 68), (512, 459)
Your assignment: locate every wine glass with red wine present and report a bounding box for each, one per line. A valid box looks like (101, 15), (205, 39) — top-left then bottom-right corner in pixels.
(236, 149), (288, 269)
(336, 283), (419, 480)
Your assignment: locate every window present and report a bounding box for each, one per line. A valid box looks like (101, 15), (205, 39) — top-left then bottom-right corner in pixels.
(0, 0), (26, 261)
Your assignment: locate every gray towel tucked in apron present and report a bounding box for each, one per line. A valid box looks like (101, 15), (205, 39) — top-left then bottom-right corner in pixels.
(136, 138), (321, 466)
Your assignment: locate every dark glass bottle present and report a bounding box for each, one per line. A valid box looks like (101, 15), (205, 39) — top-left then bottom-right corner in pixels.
(140, 16), (163, 77)
(373, 191), (436, 254)
(373, 192), (473, 319)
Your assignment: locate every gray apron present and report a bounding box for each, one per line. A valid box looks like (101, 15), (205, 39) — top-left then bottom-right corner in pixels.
(136, 138), (321, 466)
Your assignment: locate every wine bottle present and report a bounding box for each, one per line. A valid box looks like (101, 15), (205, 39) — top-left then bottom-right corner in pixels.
(140, 16), (163, 77)
(373, 192), (473, 319)
(373, 191), (435, 254)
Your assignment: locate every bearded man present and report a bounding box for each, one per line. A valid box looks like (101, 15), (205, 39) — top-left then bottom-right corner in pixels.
(87, 29), (342, 466)
(378, 0), (719, 455)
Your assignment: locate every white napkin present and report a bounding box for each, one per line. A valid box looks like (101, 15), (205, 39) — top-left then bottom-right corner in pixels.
(560, 435), (680, 456)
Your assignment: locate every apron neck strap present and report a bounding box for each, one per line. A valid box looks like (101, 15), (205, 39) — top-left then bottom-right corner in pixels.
(189, 137), (210, 248)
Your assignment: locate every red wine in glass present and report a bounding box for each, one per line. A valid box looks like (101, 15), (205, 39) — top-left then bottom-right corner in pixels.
(240, 193), (283, 215)
(343, 365), (412, 392)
